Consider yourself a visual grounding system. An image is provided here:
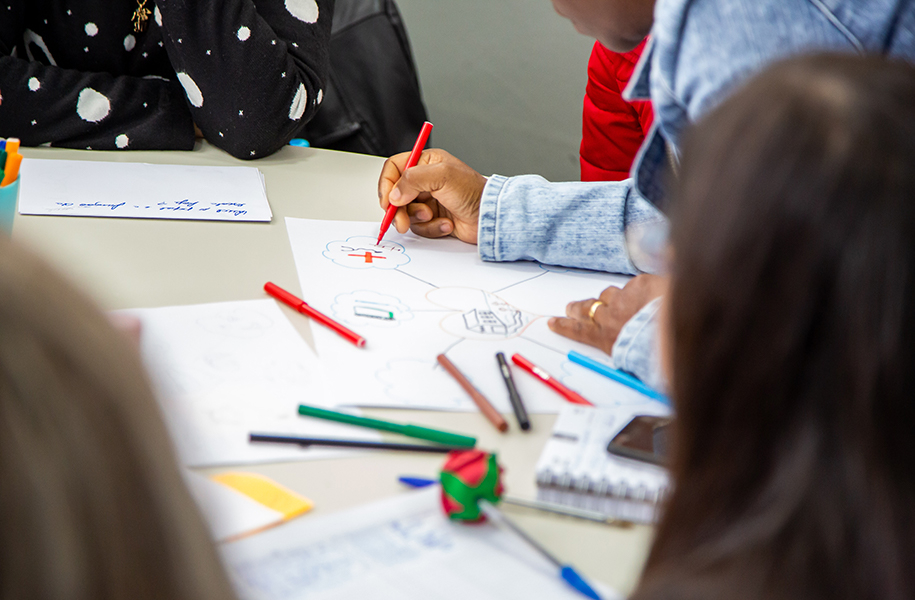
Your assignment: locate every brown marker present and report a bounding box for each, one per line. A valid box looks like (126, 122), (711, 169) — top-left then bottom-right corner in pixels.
(437, 354), (508, 432)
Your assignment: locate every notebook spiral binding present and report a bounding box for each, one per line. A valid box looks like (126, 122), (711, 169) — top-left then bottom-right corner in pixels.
(535, 467), (668, 524)
(534, 405), (672, 524)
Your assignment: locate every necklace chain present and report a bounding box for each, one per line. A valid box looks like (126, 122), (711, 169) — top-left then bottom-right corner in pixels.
(131, 0), (152, 33)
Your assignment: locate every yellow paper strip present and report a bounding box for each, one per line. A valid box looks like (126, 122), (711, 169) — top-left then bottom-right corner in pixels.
(211, 472), (313, 520)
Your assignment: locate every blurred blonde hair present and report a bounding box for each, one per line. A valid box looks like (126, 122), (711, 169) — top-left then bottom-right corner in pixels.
(0, 235), (237, 600)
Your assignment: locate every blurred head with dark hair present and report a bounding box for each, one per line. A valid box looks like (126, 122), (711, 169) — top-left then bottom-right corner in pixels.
(637, 54), (915, 600)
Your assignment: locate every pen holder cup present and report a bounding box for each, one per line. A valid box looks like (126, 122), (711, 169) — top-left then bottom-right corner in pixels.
(0, 177), (19, 236)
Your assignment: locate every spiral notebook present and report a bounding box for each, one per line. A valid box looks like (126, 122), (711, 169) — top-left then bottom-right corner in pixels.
(535, 404), (672, 524)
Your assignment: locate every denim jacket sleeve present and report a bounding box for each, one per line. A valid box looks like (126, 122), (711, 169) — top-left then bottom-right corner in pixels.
(477, 174), (665, 273)
(477, 173), (668, 389)
(611, 297), (667, 392)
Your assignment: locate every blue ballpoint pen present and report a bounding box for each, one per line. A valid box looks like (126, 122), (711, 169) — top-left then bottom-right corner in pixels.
(478, 500), (602, 600)
(568, 350), (670, 405)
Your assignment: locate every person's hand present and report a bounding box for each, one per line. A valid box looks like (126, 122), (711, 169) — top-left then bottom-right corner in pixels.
(548, 274), (668, 355)
(378, 148), (487, 244)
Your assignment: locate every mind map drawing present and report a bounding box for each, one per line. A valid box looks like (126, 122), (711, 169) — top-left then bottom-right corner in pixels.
(330, 291), (414, 329)
(288, 218), (663, 414)
(427, 287), (535, 340)
(323, 237), (410, 270)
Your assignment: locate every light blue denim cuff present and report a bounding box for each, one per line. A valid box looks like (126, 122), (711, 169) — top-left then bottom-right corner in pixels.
(611, 296), (667, 393)
(477, 174), (665, 274)
(477, 174), (505, 263)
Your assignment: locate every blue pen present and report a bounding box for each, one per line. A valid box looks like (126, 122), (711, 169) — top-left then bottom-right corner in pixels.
(400, 478), (604, 596)
(479, 501), (602, 600)
(568, 350), (670, 405)
(399, 476), (437, 488)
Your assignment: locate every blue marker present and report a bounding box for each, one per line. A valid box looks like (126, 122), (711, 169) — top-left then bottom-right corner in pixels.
(479, 501), (602, 600)
(398, 476), (437, 488)
(568, 350), (669, 405)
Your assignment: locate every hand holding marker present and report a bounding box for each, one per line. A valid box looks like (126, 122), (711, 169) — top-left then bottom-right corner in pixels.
(377, 121), (434, 244)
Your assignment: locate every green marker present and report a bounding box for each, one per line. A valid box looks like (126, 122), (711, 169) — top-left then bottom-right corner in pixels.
(297, 403), (477, 448)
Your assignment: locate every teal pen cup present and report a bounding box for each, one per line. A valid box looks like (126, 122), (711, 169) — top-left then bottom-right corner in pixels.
(0, 177), (19, 235)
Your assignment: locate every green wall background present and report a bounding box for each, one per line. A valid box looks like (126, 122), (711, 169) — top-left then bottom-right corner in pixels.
(395, 0), (595, 182)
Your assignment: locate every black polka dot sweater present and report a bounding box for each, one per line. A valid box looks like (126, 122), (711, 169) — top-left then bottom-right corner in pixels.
(0, 0), (333, 158)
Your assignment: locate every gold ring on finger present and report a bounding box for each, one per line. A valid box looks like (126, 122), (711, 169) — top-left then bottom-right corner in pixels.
(588, 300), (605, 322)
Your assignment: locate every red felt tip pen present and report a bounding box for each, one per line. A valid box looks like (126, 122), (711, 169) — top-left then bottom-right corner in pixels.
(511, 353), (593, 406)
(264, 282), (366, 348)
(377, 121), (434, 244)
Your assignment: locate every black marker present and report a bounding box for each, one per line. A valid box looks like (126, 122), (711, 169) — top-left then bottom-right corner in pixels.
(496, 352), (530, 431)
(250, 434), (461, 453)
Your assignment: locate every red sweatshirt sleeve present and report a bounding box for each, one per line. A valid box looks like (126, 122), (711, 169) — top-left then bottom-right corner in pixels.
(580, 39), (654, 182)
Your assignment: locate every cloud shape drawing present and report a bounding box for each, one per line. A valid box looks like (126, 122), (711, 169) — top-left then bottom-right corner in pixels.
(323, 236), (410, 270)
(426, 287), (537, 340)
(195, 307), (273, 339)
(376, 359), (468, 409)
(331, 291), (413, 328)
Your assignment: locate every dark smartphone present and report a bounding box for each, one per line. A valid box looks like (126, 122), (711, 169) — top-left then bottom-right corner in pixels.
(607, 415), (672, 466)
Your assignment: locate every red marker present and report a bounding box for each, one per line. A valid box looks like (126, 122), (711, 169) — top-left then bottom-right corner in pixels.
(377, 121), (434, 244)
(511, 353), (593, 406)
(264, 282), (366, 348)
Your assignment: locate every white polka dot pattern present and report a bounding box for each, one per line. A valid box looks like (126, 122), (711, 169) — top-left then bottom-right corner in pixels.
(289, 83), (307, 120)
(177, 72), (204, 108)
(285, 0), (319, 23)
(76, 88), (111, 122)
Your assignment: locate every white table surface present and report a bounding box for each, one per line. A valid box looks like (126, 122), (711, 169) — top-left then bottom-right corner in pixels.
(15, 141), (653, 595)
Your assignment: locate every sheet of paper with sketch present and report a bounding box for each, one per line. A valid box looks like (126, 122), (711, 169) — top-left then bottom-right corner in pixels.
(117, 299), (380, 467)
(221, 487), (621, 600)
(285, 218), (659, 414)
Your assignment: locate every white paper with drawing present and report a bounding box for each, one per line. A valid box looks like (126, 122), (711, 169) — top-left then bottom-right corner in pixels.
(118, 299), (379, 467)
(286, 218), (655, 414)
(19, 159), (272, 221)
(222, 487), (620, 600)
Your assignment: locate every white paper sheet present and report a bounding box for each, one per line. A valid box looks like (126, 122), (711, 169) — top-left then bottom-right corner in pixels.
(286, 218), (655, 414)
(19, 158), (272, 222)
(184, 471), (286, 542)
(119, 299), (380, 466)
(222, 487), (620, 600)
